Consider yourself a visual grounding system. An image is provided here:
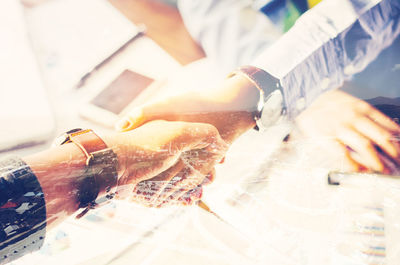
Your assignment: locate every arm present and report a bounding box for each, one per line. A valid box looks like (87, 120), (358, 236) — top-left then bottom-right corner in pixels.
(0, 145), (91, 264)
(253, 0), (400, 117)
(179, 0), (400, 113)
(0, 121), (226, 264)
(24, 142), (91, 228)
(117, 0), (400, 173)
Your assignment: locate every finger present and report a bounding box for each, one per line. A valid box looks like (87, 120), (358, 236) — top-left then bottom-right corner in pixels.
(158, 167), (214, 206)
(177, 186), (203, 206)
(115, 94), (197, 132)
(178, 122), (229, 154)
(178, 127), (227, 175)
(368, 107), (400, 133)
(153, 168), (213, 207)
(132, 159), (186, 205)
(157, 186), (203, 208)
(337, 127), (386, 172)
(353, 116), (400, 159)
(130, 161), (185, 207)
(323, 140), (365, 172)
(180, 149), (219, 176)
(142, 167), (192, 207)
(115, 102), (170, 132)
(157, 166), (205, 204)
(130, 180), (157, 207)
(202, 169), (216, 186)
(124, 153), (181, 185)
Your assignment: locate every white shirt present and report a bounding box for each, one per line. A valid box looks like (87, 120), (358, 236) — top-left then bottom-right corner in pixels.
(178, 0), (400, 117)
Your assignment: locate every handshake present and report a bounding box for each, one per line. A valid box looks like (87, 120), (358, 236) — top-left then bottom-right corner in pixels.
(0, 75), (259, 263)
(110, 120), (228, 208)
(3, 69), (400, 265)
(111, 73), (400, 207)
(111, 73), (261, 207)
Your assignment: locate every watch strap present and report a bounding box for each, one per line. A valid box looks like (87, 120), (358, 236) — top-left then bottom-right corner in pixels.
(68, 129), (108, 161)
(62, 129), (118, 211)
(88, 148), (119, 196)
(228, 66), (285, 130)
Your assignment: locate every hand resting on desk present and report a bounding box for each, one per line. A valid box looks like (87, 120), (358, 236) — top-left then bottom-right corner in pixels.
(295, 89), (400, 174)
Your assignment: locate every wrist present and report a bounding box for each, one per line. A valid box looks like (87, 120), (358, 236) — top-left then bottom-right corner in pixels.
(228, 66), (285, 131)
(51, 129), (119, 213)
(103, 134), (127, 179)
(214, 74), (260, 113)
(25, 143), (87, 226)
(206, 74), (259, 143)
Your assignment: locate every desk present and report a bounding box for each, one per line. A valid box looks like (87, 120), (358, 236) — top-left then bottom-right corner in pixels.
(109, 0), (205, 65)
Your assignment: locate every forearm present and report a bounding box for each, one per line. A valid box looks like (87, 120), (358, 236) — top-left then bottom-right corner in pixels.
(252, 0), (400, 118)
(206, 74), (259, 142)
(24, 134), (125, 228)
(24, 143), (87, 228)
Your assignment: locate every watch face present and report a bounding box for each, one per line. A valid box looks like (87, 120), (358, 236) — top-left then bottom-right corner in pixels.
(259, 90), (284, 129)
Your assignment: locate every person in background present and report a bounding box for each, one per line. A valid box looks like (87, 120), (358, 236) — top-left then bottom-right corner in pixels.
(117, 0), (400, 173)
(0, 121), (226, 264)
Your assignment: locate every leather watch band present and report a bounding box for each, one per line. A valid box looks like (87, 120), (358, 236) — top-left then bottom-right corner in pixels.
(69, 129), (107, 158)
(57, 129), (118, 211)
(67, 129), (108, 164)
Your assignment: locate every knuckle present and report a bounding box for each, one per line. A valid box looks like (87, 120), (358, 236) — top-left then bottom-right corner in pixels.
(356, 100), (372, 112)
(380, 131), (393, 142)
(357, 136), (373, 149)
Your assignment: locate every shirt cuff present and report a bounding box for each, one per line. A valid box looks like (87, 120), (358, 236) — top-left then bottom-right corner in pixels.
(0, 156), (46, 264)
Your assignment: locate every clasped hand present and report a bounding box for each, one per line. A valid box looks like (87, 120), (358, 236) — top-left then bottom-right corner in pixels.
(110, 120), (227, 207)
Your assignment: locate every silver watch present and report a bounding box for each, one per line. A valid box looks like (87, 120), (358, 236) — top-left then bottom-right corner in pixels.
(228, 66), (285, 131)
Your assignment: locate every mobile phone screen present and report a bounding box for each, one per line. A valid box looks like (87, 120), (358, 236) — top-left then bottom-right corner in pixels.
(90, 70), (154, 114)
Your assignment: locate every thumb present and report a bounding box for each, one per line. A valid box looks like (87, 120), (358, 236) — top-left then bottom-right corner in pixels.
(115, 91), (209, 132)
(115, 107), (146, 132)
(115, 99), (176, 132)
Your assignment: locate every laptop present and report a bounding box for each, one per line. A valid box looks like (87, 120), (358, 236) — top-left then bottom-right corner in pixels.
(0, 0), (55, 152)
(26, 0), (144, 90)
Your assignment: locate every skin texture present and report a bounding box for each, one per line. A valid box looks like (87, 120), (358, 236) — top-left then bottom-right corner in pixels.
(116, 77), (400, 174)
(115, 74), (260, 144)
(113, 120), (227, 207)
(24, 120), (227, 228)
(295, 89), (400, 173)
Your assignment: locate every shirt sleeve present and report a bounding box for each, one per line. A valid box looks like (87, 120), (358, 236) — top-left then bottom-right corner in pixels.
(0, 156), (46, 264)
(252, 0), (400, 117)
(177, 0), (283, 74)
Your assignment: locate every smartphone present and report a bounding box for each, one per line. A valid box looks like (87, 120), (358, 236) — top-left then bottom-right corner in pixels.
(80, 69), (162, 127)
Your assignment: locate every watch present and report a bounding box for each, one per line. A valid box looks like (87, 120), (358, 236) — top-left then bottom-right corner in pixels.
(228, 66), (286, 131)
(53, 129), (118, 214)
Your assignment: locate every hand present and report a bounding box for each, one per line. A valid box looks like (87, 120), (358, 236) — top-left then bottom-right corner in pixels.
(295, 89), (400, 173)
(106, 120), (228, 207)
(115, 74), (260, 144)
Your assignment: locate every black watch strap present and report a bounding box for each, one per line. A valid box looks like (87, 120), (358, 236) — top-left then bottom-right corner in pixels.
(56, 129), (118, 216)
